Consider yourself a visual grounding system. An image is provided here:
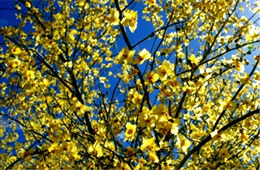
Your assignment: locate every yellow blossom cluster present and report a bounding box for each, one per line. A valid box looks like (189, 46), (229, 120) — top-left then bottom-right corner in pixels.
(0, 0), (259, 169)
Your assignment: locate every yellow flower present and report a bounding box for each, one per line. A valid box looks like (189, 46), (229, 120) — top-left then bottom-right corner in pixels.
(67, 141), (81, 161)
(76, 0), (89, 8)
(183, 39), (189, 46)
(54, 13), (63, 21)
(189, 54), (199, 66)
(105, 141), (116, 151)
(0, 126), (5, 137)
(128, 68), (139, 79)
(132, 90), (143, 104)
(25, 1), (31, 8)
(11, 47), (22, 56)
(148, 152), (159, 163)
(116, 47), (135, 64)
(121, 10), (138, 32)
(70, 100), (90, 117)
(254, 55), (260, 61)
(240, 73), (251, 84)
(153, 103), (168, 117)
(161, 88), (172, 97)
(254, 72), (260, 81)
(107, 9), (120, 25)
(15, 4), (21, 10)
(245, 26), (258, 42)
(164, 78), (179, 91)
(205, 34), (214, 43)
(156, 119), (172, 135)
(177, 51), (185, 58)
(64, 61), (73, 68)
(116, 162), (131, 170)
(171, 119), (180, 135)
(218, 148), (229, 158)
(135, 158), (147, 170)
(140, 137), (159, 152)
(99, 77), (107, 84)
(125, 147), (135, 156)
(88, 141), (103, 157)
(156, 60), (174, 81)
(223, 101), (236, 112)
(234, 61), (245, 72)
(145, 71), (159, 84)
(232, 56), (245, 72)
(176, 133), (191, 154)
(146, 0), (156, 6)
(240, 131), (249, 142)
(139, 107), (157, 129)
(48, 142), (59, 153)
(135, 49), (151, 65)
(124, 123), (137, 141)
(17, 148), (26, 158)
(24, 70), (35, 81)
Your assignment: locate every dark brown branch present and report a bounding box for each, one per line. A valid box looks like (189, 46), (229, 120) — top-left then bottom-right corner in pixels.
(115, 0), (151, 110)
(176, 39), (260, 76)
(175, 92), (187, 118)
(202, 0), (239, 62)
(132, 20), (186, 49)
(176, 108), (260, 169)
(5, 141), (48, 170)
(114, 0), (132, 50)
(212, 60), (259, 131)
(151, 10), (174, 70)
(108, 79), (121, 114)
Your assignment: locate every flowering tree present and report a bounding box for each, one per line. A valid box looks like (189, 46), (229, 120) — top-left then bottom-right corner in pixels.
(0, 0), (259, 169)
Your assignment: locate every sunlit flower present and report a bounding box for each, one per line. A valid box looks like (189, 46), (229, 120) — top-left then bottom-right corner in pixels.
(121, 9), (138, 32)
(140, 137), (159, 152)
(145, 71), (159, 84)
(135, 49), (151, 64)
(189, 54), (199, 66)
(176, 133), (191, 154)
(116, 47), (135, 64)
(107, 9), (120, 25)
(124, 123), (137, 141)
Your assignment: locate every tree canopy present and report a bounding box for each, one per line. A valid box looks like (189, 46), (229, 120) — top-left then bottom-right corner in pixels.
(0, 0), (259, 169)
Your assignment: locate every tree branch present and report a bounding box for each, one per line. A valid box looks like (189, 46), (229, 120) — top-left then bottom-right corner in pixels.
(212, 60), (259, 131)
(176, 108), (260, 169)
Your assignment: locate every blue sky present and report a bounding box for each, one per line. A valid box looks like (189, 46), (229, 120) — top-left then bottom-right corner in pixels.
(0, 1), (16, 27)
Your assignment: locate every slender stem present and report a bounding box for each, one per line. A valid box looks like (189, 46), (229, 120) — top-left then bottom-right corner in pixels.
(176, 108), (260, 169)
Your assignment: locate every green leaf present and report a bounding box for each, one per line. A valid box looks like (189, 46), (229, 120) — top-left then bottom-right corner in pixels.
(247, 45), (254, 50)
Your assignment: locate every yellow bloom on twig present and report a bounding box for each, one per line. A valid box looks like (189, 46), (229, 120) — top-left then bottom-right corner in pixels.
(135, 49), (151, 65)
(176, 133), (191, 154)
(121, 9), (138, 32)
(106, 9), (120, 25)
(116, 47), (135, 64)
(145, 71), (159, 84)
(140, 137), (159, 152)
(124, 123), (137, 141)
